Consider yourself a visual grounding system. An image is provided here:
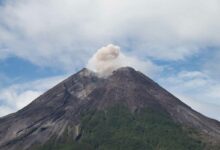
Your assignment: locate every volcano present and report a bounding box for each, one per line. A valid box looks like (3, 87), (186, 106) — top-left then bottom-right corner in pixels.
(0, 67), (220, 150)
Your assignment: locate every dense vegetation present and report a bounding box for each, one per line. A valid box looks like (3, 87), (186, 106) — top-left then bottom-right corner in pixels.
(35, 105), (205, 150)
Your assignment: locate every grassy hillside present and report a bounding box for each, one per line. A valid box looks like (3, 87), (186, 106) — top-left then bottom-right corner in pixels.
(35, 105), (205, 150)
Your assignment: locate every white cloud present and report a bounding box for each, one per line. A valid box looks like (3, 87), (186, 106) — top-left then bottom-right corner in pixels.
(159, 70), (220, 120)
(174, 94), (220, 121)
(0, 75), (66, 117)
(0, 49), (8, 59)
(203, 50), (220, 79)
(0, 0), (220, 70)
(87, 44), (161, 77)
(0, 106), (14, 117)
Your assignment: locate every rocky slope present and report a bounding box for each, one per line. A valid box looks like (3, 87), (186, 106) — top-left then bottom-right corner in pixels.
(0, 67), (219, 150)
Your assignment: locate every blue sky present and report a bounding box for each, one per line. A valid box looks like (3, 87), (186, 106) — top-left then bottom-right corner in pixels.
(0, 0), (220, 120)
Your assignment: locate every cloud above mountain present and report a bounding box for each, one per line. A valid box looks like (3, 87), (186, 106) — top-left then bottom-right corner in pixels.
(87, 44), (160, 77)
(0, 0), (220, 70)
(0, 0), (220, 121)
(0, 75), (66, 117)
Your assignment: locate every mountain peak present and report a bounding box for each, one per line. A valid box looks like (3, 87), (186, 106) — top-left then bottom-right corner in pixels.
(79, 67), (136, 77)
(0, 67), (220, 150)
(82, 66), (138, 79)
(111, 67), (139, 79)
(112, 66), (136, 73)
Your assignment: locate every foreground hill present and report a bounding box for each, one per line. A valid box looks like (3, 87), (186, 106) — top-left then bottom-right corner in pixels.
(0, 67), (219, 150)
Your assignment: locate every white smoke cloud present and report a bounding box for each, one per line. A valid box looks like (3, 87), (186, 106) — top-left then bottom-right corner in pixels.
(87, 44), (161, 77)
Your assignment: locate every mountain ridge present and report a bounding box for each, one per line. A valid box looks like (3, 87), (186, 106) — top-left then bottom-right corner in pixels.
(0, 67), (220, 150)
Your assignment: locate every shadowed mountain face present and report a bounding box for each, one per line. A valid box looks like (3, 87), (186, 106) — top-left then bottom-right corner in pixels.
(0, 67), (220, 150)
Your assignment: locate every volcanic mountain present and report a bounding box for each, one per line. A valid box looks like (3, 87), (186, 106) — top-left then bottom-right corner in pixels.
(0, 67), (220, 150)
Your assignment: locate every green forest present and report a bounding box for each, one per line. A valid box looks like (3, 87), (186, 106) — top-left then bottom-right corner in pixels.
(34, 105), (210, 150)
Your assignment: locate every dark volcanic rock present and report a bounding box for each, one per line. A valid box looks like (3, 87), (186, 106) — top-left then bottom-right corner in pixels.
(0, 67), (220, 150)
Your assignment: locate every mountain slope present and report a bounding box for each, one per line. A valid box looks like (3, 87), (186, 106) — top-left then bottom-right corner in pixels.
(0, 67), (219, 150)
(33, 105), (205, 150)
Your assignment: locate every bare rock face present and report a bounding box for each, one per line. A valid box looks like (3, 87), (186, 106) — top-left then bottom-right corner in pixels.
(0, 67), (220, 150)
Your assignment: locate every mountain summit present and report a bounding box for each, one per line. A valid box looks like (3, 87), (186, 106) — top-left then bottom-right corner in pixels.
(0, 67), (220, 150)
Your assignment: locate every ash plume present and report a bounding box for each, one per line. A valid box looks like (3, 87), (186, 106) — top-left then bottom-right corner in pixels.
(87, 44), (160, 77)
(87, 44), (122, 77)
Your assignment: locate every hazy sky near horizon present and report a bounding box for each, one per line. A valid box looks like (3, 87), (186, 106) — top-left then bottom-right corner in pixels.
(0, 0), (220, 120)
